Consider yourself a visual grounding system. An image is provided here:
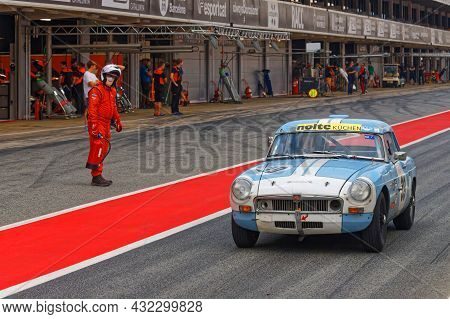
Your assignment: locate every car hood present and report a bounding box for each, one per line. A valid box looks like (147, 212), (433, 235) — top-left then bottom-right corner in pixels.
(257, 158), (373, 197)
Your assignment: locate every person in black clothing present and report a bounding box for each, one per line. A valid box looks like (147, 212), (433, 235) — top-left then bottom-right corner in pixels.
(346, 61), (357, 95)
(153, 62), (167, 117)
(409, 64), (416, 84)
(418, 62), (425, 85)
(72, 62), (85, 115)
(60, 61), (74, 101)
(170, 58), (184, 116)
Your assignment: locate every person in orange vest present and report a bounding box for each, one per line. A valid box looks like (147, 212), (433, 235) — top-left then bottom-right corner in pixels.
(170, 58), (184, 116)
(86, 65), (123, 187)
(153, 62), (166, 117)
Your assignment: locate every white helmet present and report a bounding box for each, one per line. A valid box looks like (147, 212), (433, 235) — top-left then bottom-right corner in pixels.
(101, 64), (121, 81)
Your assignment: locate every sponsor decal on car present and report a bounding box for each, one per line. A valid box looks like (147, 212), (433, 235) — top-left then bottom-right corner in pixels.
(296, 123), (362, 132)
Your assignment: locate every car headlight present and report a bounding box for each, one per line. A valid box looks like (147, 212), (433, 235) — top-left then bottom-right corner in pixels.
(349, 179), (371, 202)
(231, 178), (252, 201)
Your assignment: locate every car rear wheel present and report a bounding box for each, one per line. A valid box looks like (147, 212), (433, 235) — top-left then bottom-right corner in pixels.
(360, 193), (388, 252)
(393, 183), (416, 230)
(231, 216), (259, 248)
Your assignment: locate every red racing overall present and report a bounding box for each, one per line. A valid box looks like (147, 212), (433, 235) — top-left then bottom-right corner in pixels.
(85, 82), (121, 176)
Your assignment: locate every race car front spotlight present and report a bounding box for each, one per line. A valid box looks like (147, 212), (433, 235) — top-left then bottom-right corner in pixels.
(349, 179), (371, 202)
(231, 178), (253, 201)
(230, 116), (417, 252)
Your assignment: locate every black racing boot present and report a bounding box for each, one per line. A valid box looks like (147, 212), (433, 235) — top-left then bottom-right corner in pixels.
(91, 175), (113, 187)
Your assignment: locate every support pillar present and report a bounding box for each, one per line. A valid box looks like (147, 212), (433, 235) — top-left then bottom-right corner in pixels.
(15, 14), (30, 120)
(287, 40), (292, 95)
(388, 0), (393, 19)
(324, 41), (330, 65)
(400, 47), (405, 66)
(107, 34), (114, 63)
(390, 46), (394, 64)
(407, 1), (412, 22)
(340, 42), (346, 67)
(46, 27), (53, 117)
(78, 19), (90, 64)
(128, 35), (139, 108)
(236, 44), (242, 95)
(205, 40), (210, 101)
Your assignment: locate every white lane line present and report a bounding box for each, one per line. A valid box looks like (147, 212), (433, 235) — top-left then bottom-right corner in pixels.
(0, 208), (232, 298)
(0, 127), (448, 297)
(0, 159), (261, 232)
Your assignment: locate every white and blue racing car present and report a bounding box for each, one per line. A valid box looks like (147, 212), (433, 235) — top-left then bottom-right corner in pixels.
(230, 115), (417, 252)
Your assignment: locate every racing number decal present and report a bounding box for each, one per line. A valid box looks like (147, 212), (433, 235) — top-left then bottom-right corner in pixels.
(394, 162), (408, 211)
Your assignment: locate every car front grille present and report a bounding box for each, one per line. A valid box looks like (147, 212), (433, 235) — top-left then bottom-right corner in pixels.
(274, 221), (296, 229)
(271, 199), (329, 212)
(301, 221), (323, 229)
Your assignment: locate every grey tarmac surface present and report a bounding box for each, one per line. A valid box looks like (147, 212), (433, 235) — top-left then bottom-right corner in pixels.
(2, 89), (450, 298)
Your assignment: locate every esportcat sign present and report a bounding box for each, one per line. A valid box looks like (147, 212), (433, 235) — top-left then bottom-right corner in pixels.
(193, 0), (228, 22)
(296, 123), (362, 132)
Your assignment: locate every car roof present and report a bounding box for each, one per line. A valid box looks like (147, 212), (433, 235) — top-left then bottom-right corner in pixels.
(276, 116), (393, 134)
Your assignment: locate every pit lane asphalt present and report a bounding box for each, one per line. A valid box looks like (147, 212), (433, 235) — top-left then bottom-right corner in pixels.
(2, 89), (450, 298)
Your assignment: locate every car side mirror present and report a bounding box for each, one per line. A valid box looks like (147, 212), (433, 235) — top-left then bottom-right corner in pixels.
(267, 136), (274, 148)
(394, 151), (407, 161)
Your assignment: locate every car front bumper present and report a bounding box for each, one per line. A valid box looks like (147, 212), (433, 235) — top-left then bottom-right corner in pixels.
(232, 211), (373, 235)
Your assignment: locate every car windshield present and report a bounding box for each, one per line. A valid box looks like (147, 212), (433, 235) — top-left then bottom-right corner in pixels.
(268, 132), (385, 160)
(384, 66), (398, 76)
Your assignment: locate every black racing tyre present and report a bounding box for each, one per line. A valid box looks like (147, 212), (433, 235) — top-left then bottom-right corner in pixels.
(360, 193), (388, 252)
(231, 216), (259, 248)
(393, 182), (416, 230)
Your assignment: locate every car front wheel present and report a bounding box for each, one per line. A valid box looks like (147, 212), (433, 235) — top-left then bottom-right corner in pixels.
(231, 216), (259, 248)
(360, 193), (388, 252)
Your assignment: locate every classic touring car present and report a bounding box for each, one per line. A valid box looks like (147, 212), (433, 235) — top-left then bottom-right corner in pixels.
(230, 115), (417, 252)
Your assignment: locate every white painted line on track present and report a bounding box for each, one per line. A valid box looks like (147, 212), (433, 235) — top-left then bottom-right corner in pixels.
(0, 208), (232, 298)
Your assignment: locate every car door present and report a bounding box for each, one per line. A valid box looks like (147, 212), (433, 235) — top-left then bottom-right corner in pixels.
(384, 133), (408, 216)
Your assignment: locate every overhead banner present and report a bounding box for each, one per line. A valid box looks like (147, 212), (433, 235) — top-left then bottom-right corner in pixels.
(260, 1), (289, 29)
(230, 0), (261, 26)
(9, 0), (450, 46)
(329, 11), (347, 35)
(149, 0), (193, 19)
(25, 0), (96, 7)
(286, 3), (328, 33)
(193, 0), (230, 23)
(100, 0), (148, 13)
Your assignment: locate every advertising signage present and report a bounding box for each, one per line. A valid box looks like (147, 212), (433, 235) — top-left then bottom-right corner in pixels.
(25, 0), (96, 7)
(230, 0), (261, 27)
(149, 0), (193, 19)
(13, 0), (450, 47)
(100, 0), (148, 13)
(193, 0), (229, 24)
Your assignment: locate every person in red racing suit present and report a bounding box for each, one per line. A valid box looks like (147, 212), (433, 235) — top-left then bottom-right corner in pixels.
(86, 64), (123, 186)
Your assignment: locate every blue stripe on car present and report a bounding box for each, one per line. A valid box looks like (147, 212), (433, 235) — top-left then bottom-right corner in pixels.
(232, 211), (258, 231)
(341, 213), (373, 233)
(315, 159), (371, 180)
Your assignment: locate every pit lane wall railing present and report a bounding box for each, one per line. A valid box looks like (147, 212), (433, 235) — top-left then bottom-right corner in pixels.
(5, 0), (450, 48)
